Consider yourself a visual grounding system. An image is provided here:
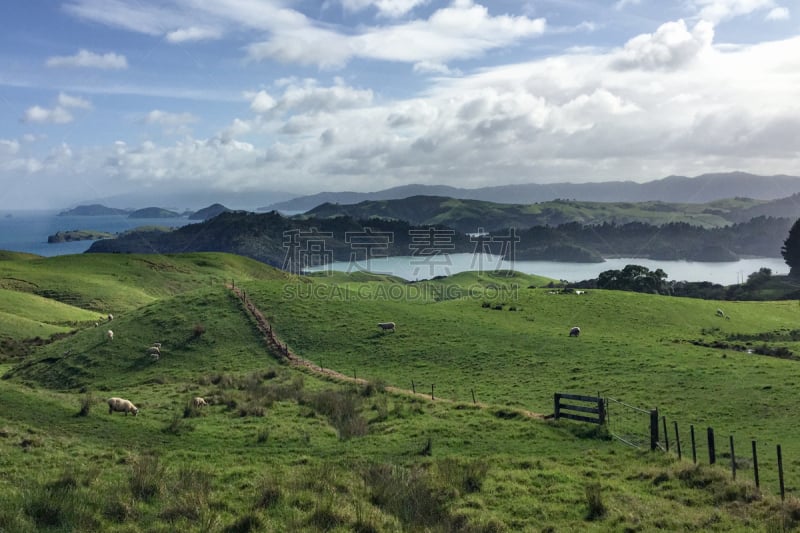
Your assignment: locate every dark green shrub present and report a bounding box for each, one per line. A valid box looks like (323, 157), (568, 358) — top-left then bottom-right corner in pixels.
(585, 482), (606, 520)
(129, 454), (165, 502)
(77, 394), (93, 417)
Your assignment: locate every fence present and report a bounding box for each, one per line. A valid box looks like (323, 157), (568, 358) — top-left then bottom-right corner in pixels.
(603, 393), (794, 501)
(553, 393), (605, 424)
(232, 284), (795, 500)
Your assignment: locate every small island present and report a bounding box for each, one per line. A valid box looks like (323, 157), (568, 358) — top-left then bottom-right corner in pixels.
(58, 204), (131, 216)
(128, 207), (182, 218)
(47, 230), (114, 243)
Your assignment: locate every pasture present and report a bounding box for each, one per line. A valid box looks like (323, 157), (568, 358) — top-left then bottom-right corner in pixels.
(1, 252), (799, 531)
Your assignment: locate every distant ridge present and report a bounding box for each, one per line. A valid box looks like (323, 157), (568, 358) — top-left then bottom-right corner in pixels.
(58, 204), (131, 216)
(263, 172), (800, 212)
(189, 203), (232, 220)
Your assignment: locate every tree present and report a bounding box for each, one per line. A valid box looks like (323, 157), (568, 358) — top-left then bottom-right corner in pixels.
(781, 218), (800, 277)
(596, 264), (669, 294)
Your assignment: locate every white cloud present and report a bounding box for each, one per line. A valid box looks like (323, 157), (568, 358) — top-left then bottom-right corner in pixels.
(45, 48), (128, 69)
(248, 90), (277, 113)
(0, 139), (20, 155)
(165, 26), (222, 43)
(614, 0), (642, 10)
(23, 105), (74, 124)
(22, 93), (92, 124)
(337, 0), (429, 18)
(58, 92), (92, 109)
(413, 61), (463, 76)
(248, 0), (546, 67)
(691, 0), (776, 24)
(143, 110), (198, 126)
(765, 6), (790, 20)
(248, 80), (373, 116)
(613, 19), (713, 70)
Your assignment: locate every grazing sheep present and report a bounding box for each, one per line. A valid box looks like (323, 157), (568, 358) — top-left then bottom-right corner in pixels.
(377, 322), (396, 332)
(106, 329), (114, 341)
(107, 313), (114, 321)
(569, 326), (581, 337)
(191, 397), (208, 408)
(150, 352), (159, 362)
(152, 342), (161, 349)
(147, 346), (160, 356)
(107, 397), (138, 416)
(716, 308), (725, 317)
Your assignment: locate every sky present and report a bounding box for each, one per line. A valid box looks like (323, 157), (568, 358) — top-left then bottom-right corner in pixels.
(0, 0), (798, 210)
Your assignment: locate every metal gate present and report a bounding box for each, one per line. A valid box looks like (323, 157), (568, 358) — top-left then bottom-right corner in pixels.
(606, 397), (658, 449)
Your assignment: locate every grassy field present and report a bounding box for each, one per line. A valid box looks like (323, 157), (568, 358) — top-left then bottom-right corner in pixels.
(2, 252), (800, 531)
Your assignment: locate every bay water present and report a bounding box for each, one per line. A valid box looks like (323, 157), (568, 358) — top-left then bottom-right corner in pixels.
(0, 210), (788, 284)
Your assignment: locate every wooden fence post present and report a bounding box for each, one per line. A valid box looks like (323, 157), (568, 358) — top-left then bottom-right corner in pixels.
(662, 416), (669, 452)
(431, 384), (435, 401)
(730, 436), (736, 480)
(412, 380), (416, 394)
(691, 425), (697, 464)
(708, 427), (716, 465)
(752, 440), (760, 488)
(555, 393), (562, 420)
(778, 445), (785, 501)
(674, 422), (682, 460)
(471, 389), (476, 405)
(650, 409), (659, 451)
(598, 397), (606, 424)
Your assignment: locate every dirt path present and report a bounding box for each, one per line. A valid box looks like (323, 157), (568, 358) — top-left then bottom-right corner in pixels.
(228, 284), (544, 420)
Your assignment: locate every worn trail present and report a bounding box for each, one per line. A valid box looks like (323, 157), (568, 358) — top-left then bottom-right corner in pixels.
(229, 284), (543, 419)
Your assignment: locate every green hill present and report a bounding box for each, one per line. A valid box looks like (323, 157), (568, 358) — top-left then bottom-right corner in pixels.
(1, 258), (799, 531)
(128, 207), (182, 218)
(305, 195), (767, 233)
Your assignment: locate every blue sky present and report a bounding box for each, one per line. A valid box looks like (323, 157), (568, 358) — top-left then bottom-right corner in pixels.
(0, 0), (797, 209)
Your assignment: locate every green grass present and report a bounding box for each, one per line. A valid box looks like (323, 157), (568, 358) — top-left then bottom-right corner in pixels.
(2, 256), (800, 531)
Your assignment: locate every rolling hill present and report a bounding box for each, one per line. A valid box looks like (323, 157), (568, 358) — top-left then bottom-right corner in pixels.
(264, 171), (800, 212)
(1, 256), (799, 530)
(304, 195), (771, 233)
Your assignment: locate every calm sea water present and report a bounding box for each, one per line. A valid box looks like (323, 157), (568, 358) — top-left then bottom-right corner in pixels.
(0, 211), (787, 284)
(307, 254), (789, 285)
(0, 210), (194, 257)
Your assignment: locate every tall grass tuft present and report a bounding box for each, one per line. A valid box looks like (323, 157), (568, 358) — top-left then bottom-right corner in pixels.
(362, 463), (450, 529)
(584, 482), (606, 521)
(254, 475), (282, 510)
(160, 466), (214, 523)
(224, 513), (262, 533)
(435, 458), (489, 495)
(163, 414), (195, 435)
(129, 454), (165, 502)
(305, 389), (368, 440)
(76, 394), (94, 417)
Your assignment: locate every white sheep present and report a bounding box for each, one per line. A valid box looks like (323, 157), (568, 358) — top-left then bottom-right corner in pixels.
(107, 313), (114, 321)
(146, 346), (160, 356)
(716, 308), (725, 317)
(106, 329), (114, 341)
(191, 397), (208, 408)
(152, 342), (161, 349)
(107, 397), (138, 416)
(569, 326), (581, 337)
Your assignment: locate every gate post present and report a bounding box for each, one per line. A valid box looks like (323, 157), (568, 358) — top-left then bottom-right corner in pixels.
(650, 409), (659, 451)
(554, 393), (561, 420)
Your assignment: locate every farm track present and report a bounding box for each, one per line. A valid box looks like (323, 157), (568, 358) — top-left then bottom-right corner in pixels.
(228, 284), (545, 420)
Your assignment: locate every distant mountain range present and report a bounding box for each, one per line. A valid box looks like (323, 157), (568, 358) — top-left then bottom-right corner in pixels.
(304, 195), (784, 233)
(263, 172), (800, 212)
(59, 203), (231, 221)
(86, 208), (794, 265)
